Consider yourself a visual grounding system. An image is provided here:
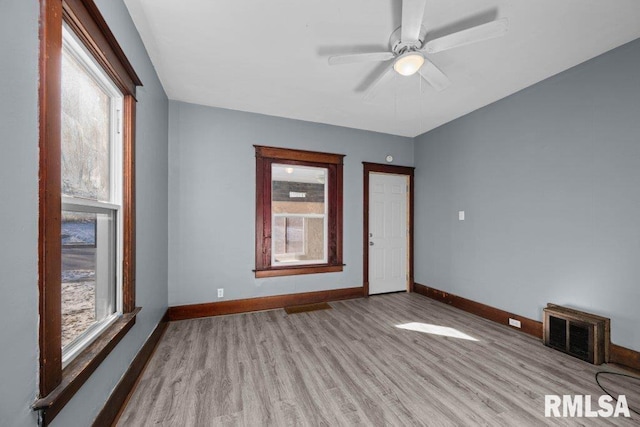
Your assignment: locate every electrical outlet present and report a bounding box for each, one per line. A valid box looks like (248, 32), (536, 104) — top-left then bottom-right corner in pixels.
(217, 288), (224, 298)
(508, 318), (521, 328)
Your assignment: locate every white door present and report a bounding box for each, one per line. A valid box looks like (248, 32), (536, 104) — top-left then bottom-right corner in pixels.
(368, 173), (408, 295)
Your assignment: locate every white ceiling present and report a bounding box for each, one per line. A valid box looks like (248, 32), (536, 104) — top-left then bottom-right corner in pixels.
(124, 0), (640, 138)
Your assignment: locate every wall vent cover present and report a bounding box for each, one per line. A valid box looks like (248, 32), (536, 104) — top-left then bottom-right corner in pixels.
(543, 304), (610, 365)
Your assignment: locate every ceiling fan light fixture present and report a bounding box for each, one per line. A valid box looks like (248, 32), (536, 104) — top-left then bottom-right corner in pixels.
(393, 52), (425, 76)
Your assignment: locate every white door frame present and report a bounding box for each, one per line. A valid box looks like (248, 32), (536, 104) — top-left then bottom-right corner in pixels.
(363, 162), (414, 296)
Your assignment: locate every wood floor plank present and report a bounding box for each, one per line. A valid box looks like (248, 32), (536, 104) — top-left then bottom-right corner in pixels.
(118, 293), (640, 426)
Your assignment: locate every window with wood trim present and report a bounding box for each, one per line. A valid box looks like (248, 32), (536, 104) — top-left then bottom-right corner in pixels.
(36, 0), (141, 423)
(60, 22), (124, 365)
(255, 146), (344, 278)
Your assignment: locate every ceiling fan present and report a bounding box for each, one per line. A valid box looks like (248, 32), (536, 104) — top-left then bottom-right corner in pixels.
(328, 0), (509, 100)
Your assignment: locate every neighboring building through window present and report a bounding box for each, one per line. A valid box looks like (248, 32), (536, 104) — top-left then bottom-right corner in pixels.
(272, 164), (328, 265)
(255, 146), (344, 278)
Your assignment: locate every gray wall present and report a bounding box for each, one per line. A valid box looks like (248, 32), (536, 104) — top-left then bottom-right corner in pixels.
(0, 0), (169, 425)
(414, 38), (640, 352)
(0, 0), (40, 425)
(168, 101), (413, 306)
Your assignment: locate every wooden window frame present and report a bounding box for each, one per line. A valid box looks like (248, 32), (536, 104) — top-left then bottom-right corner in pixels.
(35, 0), (142, 424)
(254, 146), (345, 278)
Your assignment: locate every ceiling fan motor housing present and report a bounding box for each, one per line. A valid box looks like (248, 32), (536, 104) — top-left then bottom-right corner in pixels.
(390, 25), (428, 55)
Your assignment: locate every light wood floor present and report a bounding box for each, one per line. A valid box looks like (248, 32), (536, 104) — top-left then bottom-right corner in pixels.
(118, 293), (639, 426)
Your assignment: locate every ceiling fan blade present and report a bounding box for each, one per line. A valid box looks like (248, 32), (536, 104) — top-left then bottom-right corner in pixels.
(401, 0), (427, 44)
(423, 18), (509, 54)
(363, 66), (395, 101)
(328, 52), (394, 65)
(418, 59), (450, 92)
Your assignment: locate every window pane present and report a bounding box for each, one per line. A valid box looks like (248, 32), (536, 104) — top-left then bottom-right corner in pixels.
(273, 216), (286, 255)
(61, 210), (116, 349)
(61, 46), (112, 201)
(285, 217), (304, 253)
(303, 217), (325, 260)
(272, 164), (327, 265)
(273, 216), (304, 258)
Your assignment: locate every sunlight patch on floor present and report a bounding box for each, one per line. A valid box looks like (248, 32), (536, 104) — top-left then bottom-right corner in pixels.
(395, 322), (479, 341)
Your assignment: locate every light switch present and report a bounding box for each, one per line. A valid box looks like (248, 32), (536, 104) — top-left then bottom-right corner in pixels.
(458, 211), (465, 221)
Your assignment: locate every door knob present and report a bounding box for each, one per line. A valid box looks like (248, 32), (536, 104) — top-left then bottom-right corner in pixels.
(369, 242), (374, 246)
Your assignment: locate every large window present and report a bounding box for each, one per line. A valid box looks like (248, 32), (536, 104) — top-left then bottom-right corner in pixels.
(36, 0), (141, 423)
(255, 146), (344, 278)
(60, 25), (123, 364)
(272, 164), (328, 265)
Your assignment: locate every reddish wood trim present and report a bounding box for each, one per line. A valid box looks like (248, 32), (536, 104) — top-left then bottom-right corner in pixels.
(37, 0), (141, 420)
(610, 343), (640, 373)
(414, 284), (640, 372)
(168, 287), (362, 321)
(34, 309), (141, 424)
(336, 162), (344, 265)
(258, 156), (274, 271)
(408, 172), (414, 293)
(62, 0), (141, 96)
(255, 155), (267, 271)
(254, 145), (344, 165)
(255, 264), (344, 278)
(414, 283), (543, 339)
(92, 310), (169, 427)
(362, 167), (369, 296)
(362, 163), (415, 297)
(254, 146), (344, 277)
(39, 0), (64, 398)
(363, 162), (415, 176)
(122, 96), (136, 313)
(327, 162), (338, 264)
